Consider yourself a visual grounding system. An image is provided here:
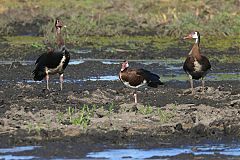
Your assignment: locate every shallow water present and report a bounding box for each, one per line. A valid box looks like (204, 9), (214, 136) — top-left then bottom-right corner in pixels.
(16, 72), (240, 85)
(1, 144), (240, 159)
(87, 144), (240, 159)
(1, 59), (239, 83)
(0, 146), (40, 160)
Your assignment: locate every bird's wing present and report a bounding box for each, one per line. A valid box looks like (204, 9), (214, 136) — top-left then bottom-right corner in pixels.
(199, 56), (211, 71)
(121, 69), (145, 86)
(183, 56), (195, 73)
(136, 69), (160, 81)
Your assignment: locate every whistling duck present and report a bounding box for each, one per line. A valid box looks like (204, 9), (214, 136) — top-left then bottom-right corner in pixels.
(183, 31), (211, 94)
(119, 60), (163, 103)
(32, 19), (70, 90)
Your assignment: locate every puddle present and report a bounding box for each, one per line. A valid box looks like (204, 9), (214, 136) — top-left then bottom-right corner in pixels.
(0, 146), (40, 160)
(1, 144), (240, 159)
(165, 65), (182, 71)
(0, 59), (239, 84)
(86, 144), (240, 159)
(70, 49), (92, 54)
(0, 60), (85, 65)
(0, 61), (34, 65)
(161, 72), (240, 82)
(6, 72), (240, 85)
(101, 61), (120, 65)
(20, 75), (118, 84)
(69, 59), (85, 65)
(84, 75), (119, 81)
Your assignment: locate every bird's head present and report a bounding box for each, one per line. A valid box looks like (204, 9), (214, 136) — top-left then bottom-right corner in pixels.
(183, 31), (200, 40)
(55, 19), (63, 28)
(55, 19), (63, 34)
(121, 60), (129, 71)
(183, 31), (200, 44)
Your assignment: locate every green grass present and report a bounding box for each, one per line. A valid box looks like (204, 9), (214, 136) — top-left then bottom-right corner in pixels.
(0, 0), (239, 37)
(4, 36), (44, 47)
(3, 35), (239, 56)
(1, 0), (239, 59)
(209, 54), (240, 63)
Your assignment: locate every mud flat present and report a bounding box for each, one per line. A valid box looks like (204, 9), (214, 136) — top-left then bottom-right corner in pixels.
(0, 58), (239, 151)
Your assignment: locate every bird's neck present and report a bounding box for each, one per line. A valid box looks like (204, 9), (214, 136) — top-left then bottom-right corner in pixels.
(195, 36), (200, 46)
(189, 43), (201, 59)
(56, 28), (64, 48)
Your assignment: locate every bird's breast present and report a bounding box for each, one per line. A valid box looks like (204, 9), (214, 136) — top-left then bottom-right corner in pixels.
(46, 56), (66, 74)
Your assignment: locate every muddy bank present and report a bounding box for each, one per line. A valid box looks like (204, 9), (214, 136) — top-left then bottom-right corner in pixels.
(0, 60), (240, 149)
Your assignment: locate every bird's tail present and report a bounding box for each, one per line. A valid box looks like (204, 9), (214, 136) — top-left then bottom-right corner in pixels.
(147, 73), (164, 88)
(148, 80), (164, 88)
(32, 67), (46, 81)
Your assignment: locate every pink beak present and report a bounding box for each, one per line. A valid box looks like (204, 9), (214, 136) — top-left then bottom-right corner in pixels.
(183, 34), (193, 40)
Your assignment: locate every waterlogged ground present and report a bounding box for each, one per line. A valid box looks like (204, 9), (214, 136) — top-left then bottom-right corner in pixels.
(0, 57), (240, 158)
(1, 142), (240, 159)
(0, 41), (239, 158)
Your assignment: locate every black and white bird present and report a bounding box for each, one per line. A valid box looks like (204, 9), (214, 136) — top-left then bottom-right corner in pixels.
(119, 60), (163, 103)
(183, 31), (211, 94)
(32, 19), (70, 90)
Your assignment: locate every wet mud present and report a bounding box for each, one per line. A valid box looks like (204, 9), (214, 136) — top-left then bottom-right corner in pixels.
(0, 58), (239, 148)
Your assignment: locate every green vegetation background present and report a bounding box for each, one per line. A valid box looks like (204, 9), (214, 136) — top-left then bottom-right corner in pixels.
(0, 0), (239, 60)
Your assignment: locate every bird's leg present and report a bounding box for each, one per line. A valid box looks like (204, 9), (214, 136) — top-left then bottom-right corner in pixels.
(60, 74), (63, 91)
(134, 90), (138, 104)
(46, 74), (50, 90)
(201, 77), (205, 93)
(189, 75), (194, 95)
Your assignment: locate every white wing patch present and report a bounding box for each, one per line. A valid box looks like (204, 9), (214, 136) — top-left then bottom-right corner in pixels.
(123, 80), (147, 89)
(47, 56), (66, 74)
(193, 59), (202, 72)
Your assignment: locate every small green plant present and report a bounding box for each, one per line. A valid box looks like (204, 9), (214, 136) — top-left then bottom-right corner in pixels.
(138, 104), (154, 115)
(26, 122), (43, 135)
(157, 108), (172, 123)
(56, 112), (64, 124)
(31, 43), (44, 49)
(26, 123), (34, 134)
(67, 106), (75, 122)
(66, 105), (95, 127)
(45, 118), (52, 130)
(107, 102), (116, 115)
(71, 112), (90, 128)
(35, 124), (42, 136)
(172, 103), (178, 112)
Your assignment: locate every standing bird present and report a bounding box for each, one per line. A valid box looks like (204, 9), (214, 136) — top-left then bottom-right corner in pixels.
(183, 31), (211, 94)
(32, 19), (70, 90)
(119, 60), (163, 103)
